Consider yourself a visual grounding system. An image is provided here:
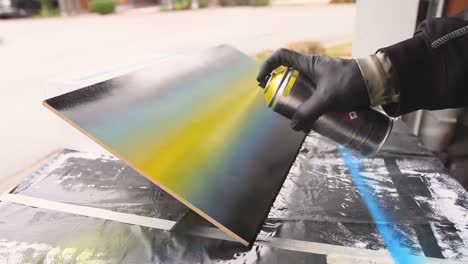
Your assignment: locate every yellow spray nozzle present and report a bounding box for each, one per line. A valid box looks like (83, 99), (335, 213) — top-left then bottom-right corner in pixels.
(263, 66), (287, 106)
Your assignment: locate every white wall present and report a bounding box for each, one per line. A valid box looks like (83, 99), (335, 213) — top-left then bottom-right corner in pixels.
(352, 0), (420, 57)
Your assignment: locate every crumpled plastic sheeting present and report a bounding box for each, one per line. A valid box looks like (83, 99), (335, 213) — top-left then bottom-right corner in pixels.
(265, 121), (468, 259)
(10, 150), (188, 221)
(269, 124), (453, 224)
(0, 203), (327, 263)
(1, 121), (467, 262)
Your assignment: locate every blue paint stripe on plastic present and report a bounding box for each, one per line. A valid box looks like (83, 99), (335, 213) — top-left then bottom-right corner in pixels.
(338, 146), (426, 264)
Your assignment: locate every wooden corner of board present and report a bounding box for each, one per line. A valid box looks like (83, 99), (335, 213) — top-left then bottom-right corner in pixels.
(43, 101), (57, 114)
(42, 101), (50, 109)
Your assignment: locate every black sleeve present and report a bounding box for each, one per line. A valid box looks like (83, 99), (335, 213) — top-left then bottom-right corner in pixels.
(378, 9), (468, 117)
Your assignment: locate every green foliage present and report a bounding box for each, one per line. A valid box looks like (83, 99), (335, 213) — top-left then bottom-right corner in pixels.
(39, 0), (60, 17)
(199, 0), (209, 8)
(220, 0), (268, 7)
(38, 8), (60, 17)
(219, 0), (247, 6)
(173, 0), (192, 10)
(91, 0), (116, 15)
(40, 0), (53, 10)
(247, 0), (269, 6)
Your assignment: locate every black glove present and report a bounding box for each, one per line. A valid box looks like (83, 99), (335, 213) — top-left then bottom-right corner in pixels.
(257, 48), (371, 131)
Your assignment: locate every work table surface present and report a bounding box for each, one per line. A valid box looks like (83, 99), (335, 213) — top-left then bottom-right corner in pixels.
(0, 121), (467, 263)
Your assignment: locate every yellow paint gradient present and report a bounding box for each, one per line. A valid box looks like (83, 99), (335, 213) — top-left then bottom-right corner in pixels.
(130, 72), (261, 198)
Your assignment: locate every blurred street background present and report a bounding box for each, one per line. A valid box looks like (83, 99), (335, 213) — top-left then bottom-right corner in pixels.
(0, 2), (355, 181)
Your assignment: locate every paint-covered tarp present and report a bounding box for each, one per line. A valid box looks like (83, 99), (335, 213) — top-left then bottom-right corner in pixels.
(0, 121), (467, 263)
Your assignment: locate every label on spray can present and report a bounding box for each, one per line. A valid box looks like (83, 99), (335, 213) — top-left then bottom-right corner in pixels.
(258, 67), (393, 157)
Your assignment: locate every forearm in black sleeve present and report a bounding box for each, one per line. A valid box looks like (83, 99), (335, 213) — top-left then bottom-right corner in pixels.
(378, 9), (468, 117)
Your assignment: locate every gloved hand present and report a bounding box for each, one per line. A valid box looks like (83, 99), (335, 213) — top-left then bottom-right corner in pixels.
(257, 48), (371, 131)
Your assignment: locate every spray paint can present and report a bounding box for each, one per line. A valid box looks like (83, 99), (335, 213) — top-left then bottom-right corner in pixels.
(259, 67), (393, 157)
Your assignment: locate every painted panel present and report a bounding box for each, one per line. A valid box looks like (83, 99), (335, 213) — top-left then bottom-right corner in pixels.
(44, 45), (306, 246)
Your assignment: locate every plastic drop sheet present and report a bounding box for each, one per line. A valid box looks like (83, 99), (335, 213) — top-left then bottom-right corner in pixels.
(1, 121), (467, 263)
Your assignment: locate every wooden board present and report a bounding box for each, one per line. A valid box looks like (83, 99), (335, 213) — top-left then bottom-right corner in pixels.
(43, 45), (306, 246)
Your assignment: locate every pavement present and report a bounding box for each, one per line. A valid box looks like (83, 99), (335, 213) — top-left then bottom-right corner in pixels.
(0, 5), (355, 180)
